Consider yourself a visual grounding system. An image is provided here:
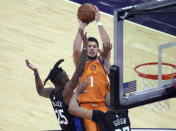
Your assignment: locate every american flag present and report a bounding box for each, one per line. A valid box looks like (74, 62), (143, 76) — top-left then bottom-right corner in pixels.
(123, 80), (137, 94)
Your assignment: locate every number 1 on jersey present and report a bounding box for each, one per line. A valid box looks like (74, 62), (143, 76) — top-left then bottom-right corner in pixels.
(55, 109), (68, 125)
(90, 76), (93, 87)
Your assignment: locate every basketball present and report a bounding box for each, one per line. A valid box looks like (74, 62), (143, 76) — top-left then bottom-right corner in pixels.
(77, 3), (95, 24)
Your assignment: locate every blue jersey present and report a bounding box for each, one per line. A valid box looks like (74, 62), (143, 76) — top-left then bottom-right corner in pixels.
(50, 88), (85, 131)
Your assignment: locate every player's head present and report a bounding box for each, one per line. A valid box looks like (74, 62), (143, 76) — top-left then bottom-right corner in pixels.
(44, 59), (69, 87)
(104, 92), (110, 108)
(87, 37), (99, 60)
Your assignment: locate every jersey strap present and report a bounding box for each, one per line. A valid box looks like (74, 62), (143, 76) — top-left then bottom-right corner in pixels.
(98, 56), (107, 75)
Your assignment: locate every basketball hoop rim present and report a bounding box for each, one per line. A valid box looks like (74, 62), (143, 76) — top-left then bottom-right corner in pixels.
(134, 62), (176, 80)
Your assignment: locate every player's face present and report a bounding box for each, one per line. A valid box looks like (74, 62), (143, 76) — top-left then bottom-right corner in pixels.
(87, 41), (99, 59)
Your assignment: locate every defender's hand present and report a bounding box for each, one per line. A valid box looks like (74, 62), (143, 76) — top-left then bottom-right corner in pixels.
(76, 77), (90, 95)
(25, 59), (37, 72)
(99, 42), (112, 58)
(78, 28), (88, 48)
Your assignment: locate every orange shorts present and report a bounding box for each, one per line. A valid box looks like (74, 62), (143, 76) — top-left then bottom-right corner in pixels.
(80, 102), (107, 131)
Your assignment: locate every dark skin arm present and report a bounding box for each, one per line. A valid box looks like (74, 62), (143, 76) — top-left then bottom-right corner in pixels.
(63, 29), (88, 105)
(25, 59), (53, 98)
(69, 78), (93, 120)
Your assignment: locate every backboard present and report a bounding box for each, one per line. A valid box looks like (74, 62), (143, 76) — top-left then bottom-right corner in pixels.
(110, 0), (176, 110)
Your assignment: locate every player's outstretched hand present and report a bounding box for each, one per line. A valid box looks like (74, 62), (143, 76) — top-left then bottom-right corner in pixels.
(76, 77), (90, 95)
(25, 59), (37, 72)
(78, 28), (88, 49)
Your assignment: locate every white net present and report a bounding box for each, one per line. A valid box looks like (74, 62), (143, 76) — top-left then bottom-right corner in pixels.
(136, 62), (176, 112)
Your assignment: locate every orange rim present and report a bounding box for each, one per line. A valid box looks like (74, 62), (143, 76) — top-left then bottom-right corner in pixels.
(134, 62), (176, 80)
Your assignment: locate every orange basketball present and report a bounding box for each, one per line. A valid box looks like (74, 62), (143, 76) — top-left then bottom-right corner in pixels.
(77, 3), (95, 24)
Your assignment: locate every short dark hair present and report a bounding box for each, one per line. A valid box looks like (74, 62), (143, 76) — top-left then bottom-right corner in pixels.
(44, 59), (64, 86)
(88, 37), (99, 47)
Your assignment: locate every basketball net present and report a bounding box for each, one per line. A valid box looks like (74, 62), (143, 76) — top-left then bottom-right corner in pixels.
(135, 62), (176, 112)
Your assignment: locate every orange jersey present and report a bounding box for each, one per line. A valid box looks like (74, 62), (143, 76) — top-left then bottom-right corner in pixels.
(78, 57), (110, 104)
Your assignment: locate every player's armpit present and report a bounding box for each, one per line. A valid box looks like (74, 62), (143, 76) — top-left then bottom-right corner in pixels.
(99, 56), (111, 75)
(103, 59), (111, 75)
(99, 43), (112, 74)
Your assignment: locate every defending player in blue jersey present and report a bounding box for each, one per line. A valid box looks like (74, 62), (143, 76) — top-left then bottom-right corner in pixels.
(26, 29), (87, 131)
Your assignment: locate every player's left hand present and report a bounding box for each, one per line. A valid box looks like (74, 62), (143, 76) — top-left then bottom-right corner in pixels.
(25, 59), (38, 72)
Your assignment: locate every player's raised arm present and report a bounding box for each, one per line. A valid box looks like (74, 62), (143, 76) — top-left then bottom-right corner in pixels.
(63, 29), (88, 105)
(94, 5), (112, 74)
(94, 6), (110, 44)
(73, 18), (88, 66)
(69, 78), (92, 120)
(25, 59), (53, 98)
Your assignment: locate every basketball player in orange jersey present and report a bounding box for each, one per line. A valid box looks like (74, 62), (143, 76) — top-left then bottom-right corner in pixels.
(73, 5), (112, 131)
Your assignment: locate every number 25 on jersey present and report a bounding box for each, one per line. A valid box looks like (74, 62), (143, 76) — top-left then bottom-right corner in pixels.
(55, 109), (68, 125)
